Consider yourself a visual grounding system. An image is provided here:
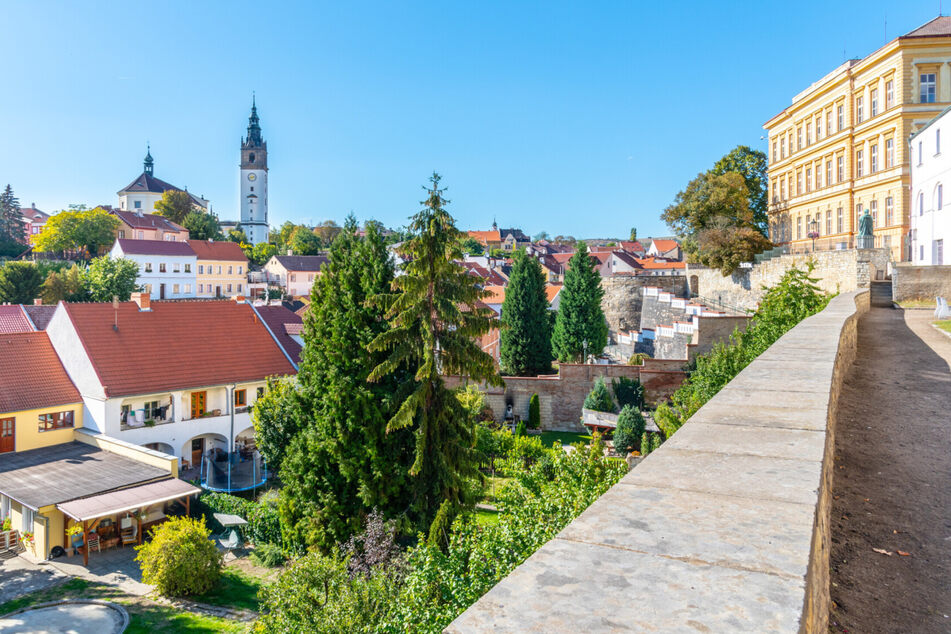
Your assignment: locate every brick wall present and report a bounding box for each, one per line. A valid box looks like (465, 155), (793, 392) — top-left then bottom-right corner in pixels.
(446, 360), (686, 432)
(891, 264), (951, 301)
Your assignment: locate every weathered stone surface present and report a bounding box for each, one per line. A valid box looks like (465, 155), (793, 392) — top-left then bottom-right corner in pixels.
(448, 290), (869, 633)
(601, 275), (686, 334)
(891, 263), (951, 301)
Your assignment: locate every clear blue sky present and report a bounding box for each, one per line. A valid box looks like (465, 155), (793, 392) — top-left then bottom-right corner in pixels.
(0, 1), (941, 239)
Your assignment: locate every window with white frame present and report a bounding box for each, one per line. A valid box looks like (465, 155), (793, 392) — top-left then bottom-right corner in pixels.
(816, 115), (822, 139)
(919, 191), (925, 215)
(920, 73), (936, 103)
(855, 203), (863, 226)
(797, 216), (802, 239)
(806, 168), (812, 192)
(806, 122), (812, 145)
(937, 129), (942, 155)
(886, 138), (894, 168)
(870, 200), (878, 226)
(184, 284), (191, 294)
(826, 160), (832, 186)
(885, 80), (893, 109)
(837, 156), (844, 182)
(198, 264), (204, 274)
(815, 165), (821, 189)
(173, 263), (180, 273)
(173, 284), (180, 294)
(797, 171), (803, 195)
(159, 263), (166, 273)
(199, 284), (204, 293)
(870, 89), (878, 117)
(856, 149), (864, 177)
(837, 104), (844, 131)
(772, 140), (778, 162)
(919, 141), (923, 165)
(144, 262), (152, 273)
(856, 96), (864, 124)
(826, 210), (832, 235)
(886, 197), (894, 226)
(797, 127), (803, 150)
(184, 263), (191, 273)
(837, 207), (844, 233)
(870, 144), (878, 173)
(228, 265), (233, 274)
(227, 283), (233, 292)
(826, 110), (833, 137)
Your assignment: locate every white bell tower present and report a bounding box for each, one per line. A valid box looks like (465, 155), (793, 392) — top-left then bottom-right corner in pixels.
(240, 96), (269, 245)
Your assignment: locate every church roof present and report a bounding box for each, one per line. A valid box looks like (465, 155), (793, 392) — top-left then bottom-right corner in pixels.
(112, 210), (186, 233)
(118, 171), (185, 196)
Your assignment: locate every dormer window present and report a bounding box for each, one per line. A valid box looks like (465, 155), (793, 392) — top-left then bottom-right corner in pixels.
(134, 201), (142, 209)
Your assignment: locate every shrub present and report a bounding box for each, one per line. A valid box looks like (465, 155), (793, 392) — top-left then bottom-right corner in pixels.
(640, 433), (651, 457)
(628, 352), (650, 365)
(583, 376), (614, 413)
(528, 393), (540, 429)
(344, 509), (402, 577)
(427, 500), (455, 552)
(514, 420), (527, 437)
(612, 377), (644, 410)
(135, 516), (222, 597)
(612, 405), (645, 456)
(251, 542), (286, 568)
(456, 384), (490, 425)
(650, 433), (662, 452)
(199, 491), (281, 546)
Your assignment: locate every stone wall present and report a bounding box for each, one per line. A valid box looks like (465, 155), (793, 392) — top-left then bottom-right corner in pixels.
(449, 290), (870, 633)
(891, 264), (951, 301)
(638, 294), (686, 331)
(687, 315), (750, 362)
(446, 360), (686, 432)
(691, 248), (889, 312)
(601, 275), (687, 334)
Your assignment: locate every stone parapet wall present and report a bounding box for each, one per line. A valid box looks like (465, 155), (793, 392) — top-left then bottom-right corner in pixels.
(691, 248), (888, 312)
(891, 264), (951, 301)
(601, 275), (687, 335)
(449, 290), (869, 633)
(445, 360), (686, 432)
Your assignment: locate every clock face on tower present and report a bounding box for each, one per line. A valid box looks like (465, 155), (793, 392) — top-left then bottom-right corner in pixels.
(247, 173), (256, 181)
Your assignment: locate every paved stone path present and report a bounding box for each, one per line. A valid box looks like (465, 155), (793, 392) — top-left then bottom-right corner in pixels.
(829, 308), (951, 633)
(0, 555), (67, 603)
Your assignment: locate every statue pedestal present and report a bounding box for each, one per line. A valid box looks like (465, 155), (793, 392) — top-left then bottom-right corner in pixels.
(856, 235), (874, 249)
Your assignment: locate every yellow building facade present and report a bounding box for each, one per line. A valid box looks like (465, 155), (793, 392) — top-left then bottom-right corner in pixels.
(764, 17), (951, 261)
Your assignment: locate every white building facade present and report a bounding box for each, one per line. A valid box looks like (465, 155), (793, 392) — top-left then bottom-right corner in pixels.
(910, 106), (951, 265)
(110, 239), (198, 300)
(240, 98), (269, 245)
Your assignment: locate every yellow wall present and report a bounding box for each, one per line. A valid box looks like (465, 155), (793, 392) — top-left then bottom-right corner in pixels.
(197, 259), (248, 297)
(1, 403), (83, 453)
(74, 430), (178, 477)
(765, 35), (951, 261)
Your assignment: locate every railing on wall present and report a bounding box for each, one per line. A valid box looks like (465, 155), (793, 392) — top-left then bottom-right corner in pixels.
(695, 295), (754, 315)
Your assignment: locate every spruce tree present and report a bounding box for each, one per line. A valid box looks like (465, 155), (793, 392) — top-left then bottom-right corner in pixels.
(500, 251), (552, 376)
(0, 185), (23, 247)
(369, 173), (501, 526)
(277, 216), (415, 553)
(551, 241), (608, 362)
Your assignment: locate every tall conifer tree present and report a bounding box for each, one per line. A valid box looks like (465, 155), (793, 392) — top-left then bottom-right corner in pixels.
(369, 173), (501, 525)
(551, 241), (608, 362)
(500, 251), (552, 376)
(0, 185), (22, 246)
(276, 216), (415, 553)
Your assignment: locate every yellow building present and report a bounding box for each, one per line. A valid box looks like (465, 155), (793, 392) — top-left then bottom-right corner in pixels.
(0, 333), (195, 564)
(188, 239), (250, 298)
(764, 16), (951, 261)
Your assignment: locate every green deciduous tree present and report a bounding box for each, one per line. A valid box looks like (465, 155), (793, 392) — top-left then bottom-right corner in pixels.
(711, 145), (769, 234)
(251, 241), (278, 266)
(369, 173), (501, 527)
(278, 217), (416, 553)
(288, 226), (323, 255)
(35, 207), (121, 259)
(613, 405), (645, 456)
(0, 262), (43, 304)
(551, 242), (607, 362)
(459, 236), (484, 255)
(227, 223), (248, 244)
(153, 189), (196, 225)
(500, 251), (552, 376)
(182, 210), (223, 240)
(629, 227), (637, 242)
(251, 376), (303, 474)
(85, 256), (139, 301)
(41, 264), (89, 303)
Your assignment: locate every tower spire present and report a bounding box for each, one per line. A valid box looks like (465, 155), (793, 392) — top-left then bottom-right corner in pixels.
(246, 95), (263, 146)
(144, 144), (154, 176)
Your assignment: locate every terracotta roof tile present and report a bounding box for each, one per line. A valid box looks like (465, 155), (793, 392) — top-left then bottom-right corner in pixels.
(63, 300), (295, 397)
(187, 240), (248, 262)
(0, 332), (81, 413)
(253, 305), (303, 365)
(23, 305), (56, 330)
(545, 284), (562, 303)
(482, 285), (506, 304)
(650, 239), (680, 253)
(0, 305), (32, 333)
(467, 230), (501, 245)
(115, 238), (195, 256)
(112, 210), (186, 232)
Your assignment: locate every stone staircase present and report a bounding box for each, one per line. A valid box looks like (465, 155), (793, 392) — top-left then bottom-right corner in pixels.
(613, 287), (750, 361)
(870, 280), (893, 307)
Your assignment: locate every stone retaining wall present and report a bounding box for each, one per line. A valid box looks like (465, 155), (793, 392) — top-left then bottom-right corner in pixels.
(448, 290), (869, 633)
(601, 275), (687, 334)
(691, 248), (888, 312)
(445, 360), (686, 432)
(891, 263), (951, 302)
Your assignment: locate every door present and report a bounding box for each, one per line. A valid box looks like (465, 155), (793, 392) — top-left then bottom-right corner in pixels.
(215, 285), (221, 298)
(160, 283), (166, 299)
(191, 438), (204, 468)
(190, 391), (206, 419)
(0, 418), (13, 453)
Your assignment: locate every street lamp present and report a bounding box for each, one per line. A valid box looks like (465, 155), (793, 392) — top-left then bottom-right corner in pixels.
(807, 218), (819, 253)
(582, 338), (589, 364)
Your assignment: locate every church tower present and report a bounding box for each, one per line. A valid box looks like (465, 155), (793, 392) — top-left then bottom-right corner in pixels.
(240, 96), (269, 245)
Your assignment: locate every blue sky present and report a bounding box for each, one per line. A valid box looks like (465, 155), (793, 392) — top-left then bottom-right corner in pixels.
(0, 1), (940, 239)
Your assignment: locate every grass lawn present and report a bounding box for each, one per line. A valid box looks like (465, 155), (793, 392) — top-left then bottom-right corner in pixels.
(480, 475), (513, 504)
(192, 566), (263, 612)
(898, 299), (937, 309)
(935, 319), (951, 334)
(539, 431), (591, 447)
(473, 508), (500, 526)
(0, 578), (246, 633)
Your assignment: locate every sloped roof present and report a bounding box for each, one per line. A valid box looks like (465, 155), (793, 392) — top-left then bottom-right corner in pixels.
(254, 305), (303, 365)
(115, 238), (195, 257)
(545, 284), (563, 303)
(468, 230), (501, 245)
(499, 228), (529, 242)
(112, 210), (186, 232)
(650, 239), (680, 253)
(62, 300), (296, 397)
(619, 241), (645, 253)
(902, 15), (951, 38)
(612, 250), (644, 269)
(23, 305), (57, 330)
(0, 305), (33, 333)
(118, 172), (184, 195)
(19, 205), (49, 221)
(273, 255), (328, 272)
(0, 332), (82, 413)
(187, 239), (248, 262)
(482, 285), (506, 304)
(636, 257), (686, 270)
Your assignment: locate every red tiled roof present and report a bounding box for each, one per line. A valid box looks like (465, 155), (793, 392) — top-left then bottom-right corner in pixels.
(115, 238), (195, 257)
(650, 239), (679, 253)
(482, 285), (506, 304)
(636, 257), (686, 270)
(0, 332), (81, 413)
(612, 250), (643, 269)
(619, 241), (645, 253)
(112, 210), (186, 233)
(468, 230), (501, 245)
(63, 300), (296, 397)
(0, 305), (32, 333)
(253, 305), (303, 365)
(545, 284), (562, 303)
(187, 239), (248, 262)
(23, 305), (56, 330)
(485, 269), (508, 285)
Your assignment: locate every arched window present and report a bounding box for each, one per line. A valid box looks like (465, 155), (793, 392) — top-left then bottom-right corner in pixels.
(936, 183), (944, 211)
(249, 153), (255, 163)
(919, 191), (925, 215)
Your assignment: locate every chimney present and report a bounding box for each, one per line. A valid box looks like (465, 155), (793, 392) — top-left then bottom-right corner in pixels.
(233, 295), (246, 303)
(131, 292), (151, 311)
(33, 298), (43, 306)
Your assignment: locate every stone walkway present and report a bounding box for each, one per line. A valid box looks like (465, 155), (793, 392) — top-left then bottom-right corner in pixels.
(829, 308), (951, 633)
(0, 555), (67, 603)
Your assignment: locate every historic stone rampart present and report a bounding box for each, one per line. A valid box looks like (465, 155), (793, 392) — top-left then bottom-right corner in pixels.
(448, 290), (870, 633)
(690, 248), (888, 312)
(601, 275), (687, 334)
(891, 263), (951, 302)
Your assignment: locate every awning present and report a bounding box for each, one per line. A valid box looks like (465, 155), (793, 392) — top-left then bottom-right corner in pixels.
(57, 478), (200, 522)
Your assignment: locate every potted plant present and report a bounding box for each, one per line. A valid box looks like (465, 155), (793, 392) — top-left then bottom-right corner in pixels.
(66, 524), (83, 556)
(20, 531), (35, 555)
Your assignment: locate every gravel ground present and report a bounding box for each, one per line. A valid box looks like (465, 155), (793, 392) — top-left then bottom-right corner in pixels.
(829, 308), (951, 633)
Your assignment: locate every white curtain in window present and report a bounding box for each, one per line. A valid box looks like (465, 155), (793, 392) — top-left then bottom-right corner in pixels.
(0, 495), (9, 521)
(22, 507), (34, 532)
